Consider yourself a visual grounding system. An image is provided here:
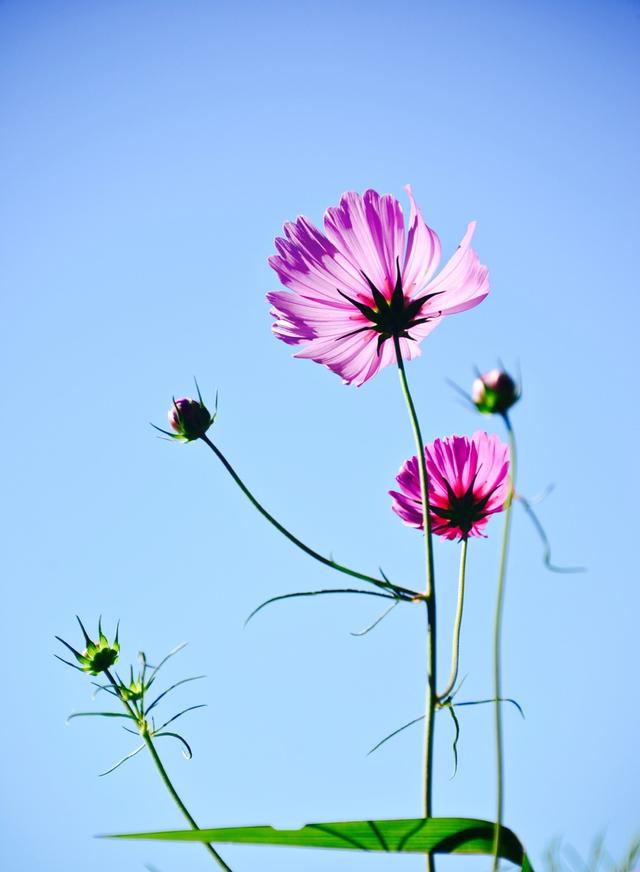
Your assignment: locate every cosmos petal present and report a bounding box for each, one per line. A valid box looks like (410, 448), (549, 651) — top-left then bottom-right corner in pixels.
(421, 222), (489, 317)
(402, 184), (441, 295)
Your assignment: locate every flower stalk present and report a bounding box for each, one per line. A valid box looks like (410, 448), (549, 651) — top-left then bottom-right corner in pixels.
(492, 414), (517, 871)
(102, 667), (233, 871)
(139, 727), (232, 871)
(438, 537), (468, 703)
(392, 337), (437, 872)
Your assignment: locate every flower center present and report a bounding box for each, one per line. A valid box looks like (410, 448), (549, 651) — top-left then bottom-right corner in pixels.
(337, 259), (441, 355)
(430, 477), (500, 539)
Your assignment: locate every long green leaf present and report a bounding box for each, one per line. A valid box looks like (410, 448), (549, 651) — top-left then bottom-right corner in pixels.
(105, 816), (533, 870)
(66, 711), (134, 722)
(245, 588), (400, 625)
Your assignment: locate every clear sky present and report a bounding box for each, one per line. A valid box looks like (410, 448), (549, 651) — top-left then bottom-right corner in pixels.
(1, 1), (639, 871)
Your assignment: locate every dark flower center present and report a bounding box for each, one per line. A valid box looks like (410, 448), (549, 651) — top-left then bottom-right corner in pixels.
(85, 645), (119, 674)
(430, 477), (499, 539)
(337, 259), (442, 355)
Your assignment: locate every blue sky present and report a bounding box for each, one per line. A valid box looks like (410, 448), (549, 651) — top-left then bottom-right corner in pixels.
(1, 1), (639, 870)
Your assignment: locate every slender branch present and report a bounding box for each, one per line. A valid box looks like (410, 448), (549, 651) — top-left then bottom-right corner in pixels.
(392, 336), (436, 872)
(200, 435), (415, 597)
(492, 415), (517, 872)
(438, 538), (468, 702)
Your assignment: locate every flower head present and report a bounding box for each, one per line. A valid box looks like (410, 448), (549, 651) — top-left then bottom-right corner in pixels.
(56, 617), (120, 675)
(390, 432), (510, 540)
(152, 382), (217, 442)
(472, 368), (520, 416)
(267, 186), (489, 386)
(168, 397), (215, 442)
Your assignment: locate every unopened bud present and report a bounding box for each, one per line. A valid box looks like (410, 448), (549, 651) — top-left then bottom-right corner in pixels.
(471, 369), (519, 415)
(168, 397), (214, 442)
(120, 678), (145, 702)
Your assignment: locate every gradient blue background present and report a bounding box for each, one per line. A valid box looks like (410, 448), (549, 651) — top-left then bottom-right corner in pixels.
(2, 1), (639, 870)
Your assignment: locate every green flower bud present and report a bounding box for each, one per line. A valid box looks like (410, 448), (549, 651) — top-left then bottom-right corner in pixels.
(471, 369), (519, 416)
(56, 617), (120, 676)
(120, 678), (145, 702)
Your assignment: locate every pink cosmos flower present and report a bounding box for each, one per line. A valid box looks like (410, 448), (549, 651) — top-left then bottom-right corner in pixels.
(390, 432), (510, 540)
(267, 186), (489, 386)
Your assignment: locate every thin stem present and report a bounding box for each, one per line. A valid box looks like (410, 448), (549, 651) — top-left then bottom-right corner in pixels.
(200, 434), (415, 597)
(438, 537), (468, 702)
(105, 668), (138, 720)
(103, 671), (232, 871)
(392, 340), (436, 599)
(140, 730), (233, 871)
(392, 336), (436, 872)
(491, 415), (517, 872)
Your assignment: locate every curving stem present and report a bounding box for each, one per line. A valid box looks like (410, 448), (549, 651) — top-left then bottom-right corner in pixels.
(199, 435), (415, 598)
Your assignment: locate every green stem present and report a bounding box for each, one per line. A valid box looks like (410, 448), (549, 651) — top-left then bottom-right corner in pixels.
(492, 415), (517, 872)
(438, 537), (468, 702)
(392, 337), (436, 872)
(104, 671), (233, 871)
(141, 730), (233, 871)
(200, 434), (415, 597)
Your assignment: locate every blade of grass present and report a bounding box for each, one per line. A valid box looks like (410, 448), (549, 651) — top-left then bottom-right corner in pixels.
(105, 815), (533, 870)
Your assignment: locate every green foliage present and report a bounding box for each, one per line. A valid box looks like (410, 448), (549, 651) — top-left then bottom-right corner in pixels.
(59, 628), (205, 776)
(107, 815), (534, 870)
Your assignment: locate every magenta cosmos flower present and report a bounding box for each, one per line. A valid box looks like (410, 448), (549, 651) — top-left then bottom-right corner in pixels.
(267, 186), (489, 386)
(390, 432), (510, 540)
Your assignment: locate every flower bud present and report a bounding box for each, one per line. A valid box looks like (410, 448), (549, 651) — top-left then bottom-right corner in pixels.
(471, 369), (519, 416)
(120, 678), (145, 702)
(56, 618), (120, 675)
(168, 397), (214, 442)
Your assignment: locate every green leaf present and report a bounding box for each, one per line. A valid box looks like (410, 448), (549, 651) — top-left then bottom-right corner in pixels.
(367, 715), (425, 755)
(245, 588), (399, 626)
(105, 816), (533, 870)
(145, 675), (205, 715)
(153, 731), (193, 759)
(155, 704), (206, 731)
(455, 697), (525, 718)
(516, 493), (585, 574)
(66, 711), (134, 722)
(99, 744), (145, 777)
(147, 642), (188, 682)
(446, 704), (461, 778)
(350, 600), (399, 637)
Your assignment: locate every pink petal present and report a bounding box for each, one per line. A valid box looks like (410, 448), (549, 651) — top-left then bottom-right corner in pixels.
(324, 190), (405, 296)
(269, 216), (368, 301)
(422, 222), (489, 317)
(401, 184), (442, 295)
